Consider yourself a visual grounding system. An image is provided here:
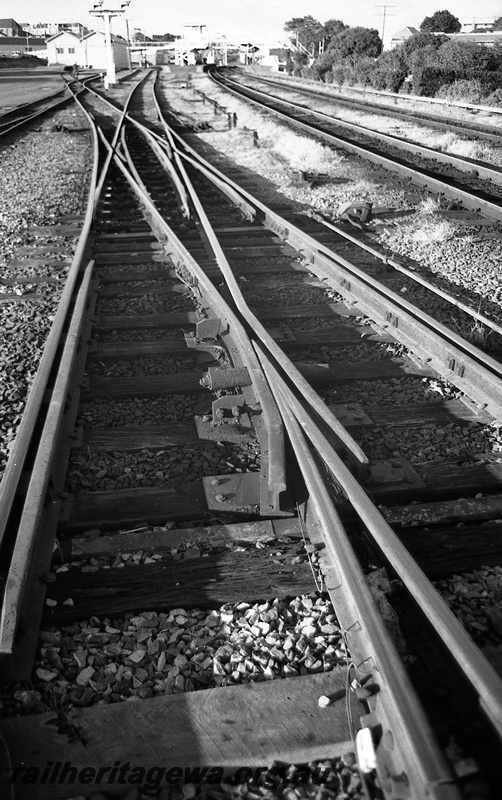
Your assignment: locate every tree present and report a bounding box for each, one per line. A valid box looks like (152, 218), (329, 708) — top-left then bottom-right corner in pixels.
(284, 16), (325, 53)
(332, 64), (347, 87)
(354, 56), (377, 86)
(493, 16), (502, 30)
(290, 50), (310, 76)
(371, 49), (407, 92)
(310, 49), (339, 80)
(420, 10), (461, 33)
(323, 18), (347, 47)
(436, 39), (500, 71)
(328, 26), (382, 65)
(400, 31), (449, 64)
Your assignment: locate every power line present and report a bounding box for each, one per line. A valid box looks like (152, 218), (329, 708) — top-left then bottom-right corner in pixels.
(374, 5), (397, 45)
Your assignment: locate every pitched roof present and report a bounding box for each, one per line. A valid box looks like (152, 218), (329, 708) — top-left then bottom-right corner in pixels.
(391, 26), (419, 39)
(46, 30), (81, 43)
(83, 30), (126, 42)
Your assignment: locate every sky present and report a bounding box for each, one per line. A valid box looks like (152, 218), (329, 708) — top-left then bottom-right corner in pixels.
(9, 0), (502, 47)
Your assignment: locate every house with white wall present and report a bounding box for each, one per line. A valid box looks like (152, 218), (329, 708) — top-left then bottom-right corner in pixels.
(46, 30), (81, 66)
(81, 31), (129, 70)
(46, 28), (129, 70)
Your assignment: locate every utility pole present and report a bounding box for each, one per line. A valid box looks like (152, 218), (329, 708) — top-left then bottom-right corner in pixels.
(374, 5), (396, 49)
(124, 15), (131, 69)
(90, 0), (131, 87)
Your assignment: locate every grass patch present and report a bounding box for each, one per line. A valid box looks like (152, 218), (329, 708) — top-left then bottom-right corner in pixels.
(412, 219), (456, 244)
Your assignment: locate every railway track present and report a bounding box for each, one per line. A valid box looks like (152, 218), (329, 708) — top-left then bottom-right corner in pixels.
(208, 69), (502, 224)
(225, 71), (502, 148)
(192, 69), (502, 335)
(0, 77), (76, 139)
(1, 68), (502, 799)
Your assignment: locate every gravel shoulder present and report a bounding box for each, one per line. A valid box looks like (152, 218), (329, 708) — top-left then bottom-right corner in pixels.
(0, 106), (93, 480)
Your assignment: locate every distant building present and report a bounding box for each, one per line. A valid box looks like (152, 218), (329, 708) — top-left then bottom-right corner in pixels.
(46, 29), (129, 69)
(174, 25), (228, 66)
(390, 24), (502, 49)
(0, 18), (26, 37)
(262, 47), (289, 72)
(23, 21), (88, 38)
(82, 31), (129, 70)
(390, 26), (419, 48)
(46, 30), (81, 66)
(0, 34), (46, 56)
(461, 19), (496, 33)
(448, 31), (502, 46)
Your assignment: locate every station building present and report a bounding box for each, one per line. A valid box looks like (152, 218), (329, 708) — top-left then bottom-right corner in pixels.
(174, 25), (228, 66)
(46, 29), (129, 69)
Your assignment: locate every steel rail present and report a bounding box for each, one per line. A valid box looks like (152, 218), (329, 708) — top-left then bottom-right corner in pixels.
(241, 72), (502, 145)
(0, 96), (99, 555)
(175, 148), (370, 470)
(153, 90), (502, 728)
(148, 88), (502, 782)
(308, 212), (502, 339)
(270, 380), (461, 800)
(255, 342), (502, 745)
(0, 80), (80, 138)
(137, 81), (367, 476)
(326, 79), (502, 117)
(94, 116), (288, 515)
(150, 85), (369, 472)
(94, 74), (151, 205)
(81, 73), (191, 217)
(239, 69), (502, 118)
(214, 73), (502, 188)
(162, 119), (502, 420)
(68, 71), (155, 206)
(195, 73), (502, 338)
(97, 77), (495, 789)
(0, 262), (95, 653)
(210, 71), (502, 223)
(0, 73), (180, 652)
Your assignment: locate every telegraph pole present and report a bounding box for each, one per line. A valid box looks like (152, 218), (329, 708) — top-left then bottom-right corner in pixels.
(89, 0), (131, 86)
(374, 5), (396, 48)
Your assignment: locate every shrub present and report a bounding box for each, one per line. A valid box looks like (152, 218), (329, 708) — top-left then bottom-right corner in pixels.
(310, 50), (338, 82)
(353, 56), (376, 86)
(386, 69), (407, 93)
(371, 66), (407, 92)
(332, 65), (347, 87)
(412, 66), (457, 96)
(485, 88), (502, 107)
(300, 66), (316, 79)
(368, 47), (407, 92)
(435, 78), (487, 104)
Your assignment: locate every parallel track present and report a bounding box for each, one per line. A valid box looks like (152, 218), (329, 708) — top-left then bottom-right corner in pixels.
(209, 69), (502, 223)
(229, 71), (502, 147)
